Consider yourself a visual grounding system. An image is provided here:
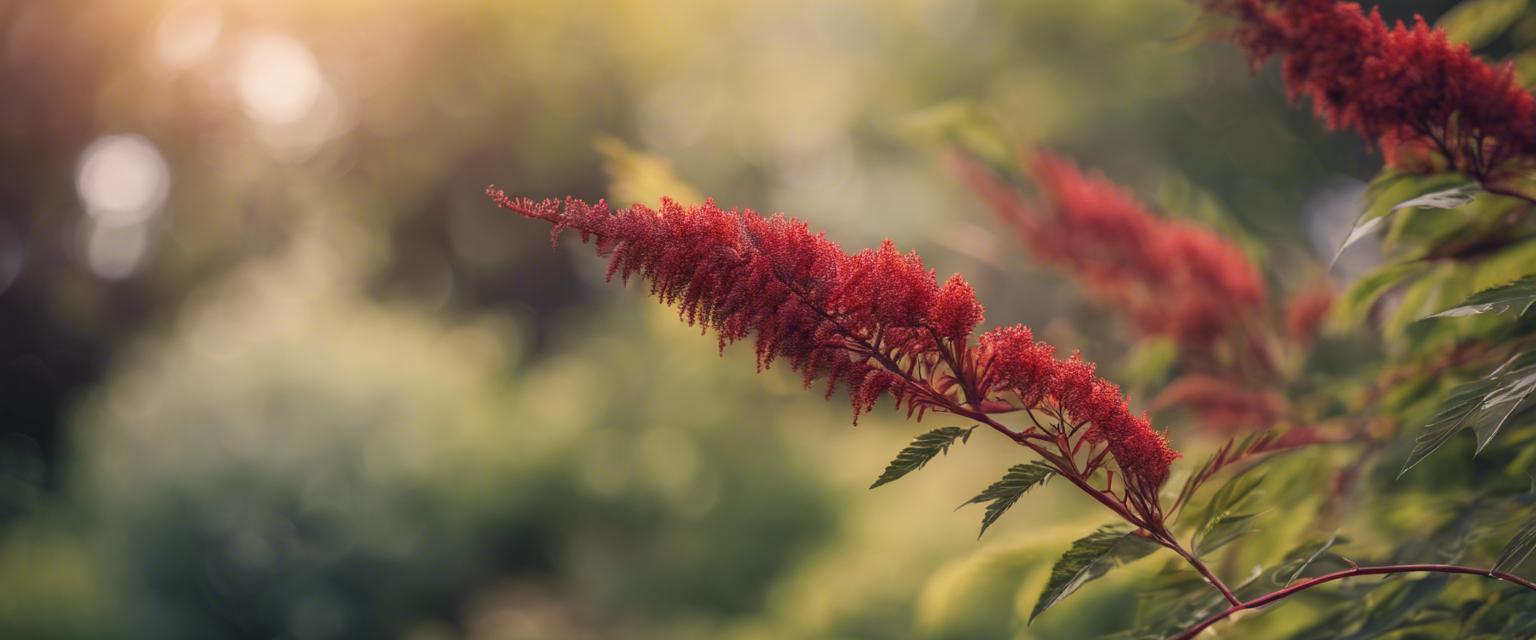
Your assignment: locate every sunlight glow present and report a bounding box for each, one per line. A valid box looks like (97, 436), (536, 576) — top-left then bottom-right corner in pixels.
(236, 33), (324, 124)
(86, 221), (150, 281)
(76, 135), (171, 228)
(154, 1), (223, 69)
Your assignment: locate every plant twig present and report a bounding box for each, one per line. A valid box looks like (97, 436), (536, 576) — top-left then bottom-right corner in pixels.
(1172, 563), (1536, 639)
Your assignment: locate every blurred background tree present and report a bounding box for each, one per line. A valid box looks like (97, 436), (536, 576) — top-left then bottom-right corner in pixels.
(0, 0), (1512, 637)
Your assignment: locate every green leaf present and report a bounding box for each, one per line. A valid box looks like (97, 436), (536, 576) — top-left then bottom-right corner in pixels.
(1400, 352), (1536, 476)
(1191, 470), (1265, 555)
(1174, 430), (1289, 514)
(1438, 0), (1528, 48)
(1341, 574), (1451, 640)
(1399, 377), (1497, 476)
(1428, 275), (1536, 319)
(960, 461), (1054, 538)
(1272, 533), (1349, 587)
(1333, 183), (1481, 264)
(1494, 507), (1536, 573)
(1333, 212), (1393, 266)
(1471, 354), (1536, 452)
(1124, 563), (1234, 639)
(1333, 262), (1433, 327)
(1391, 184), (1484, 211)
(1029, 524), (1160, 623)
(1196, 512), (1261, 555)
(869, 426), (975, 489)
(1466, 590), (1536, 636)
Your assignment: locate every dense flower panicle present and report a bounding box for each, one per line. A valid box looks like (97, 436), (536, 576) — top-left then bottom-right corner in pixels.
(490, 188), (1181, 491)
(959, 153), (1268, 352)
(931, 274), (986, 340)
(1209, 0), (1536, 180)
(486, 189), (972, 421)
(977, 325), (1180, 488)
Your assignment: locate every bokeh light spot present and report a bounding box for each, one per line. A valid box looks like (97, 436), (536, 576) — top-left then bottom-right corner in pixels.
(75, 134), (170, 228)
(154, 1), (222, 69)
(86, 222), (149, 281)
(236, 33), (324, 125)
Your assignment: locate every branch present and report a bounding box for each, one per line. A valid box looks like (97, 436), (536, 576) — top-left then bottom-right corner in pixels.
(1172, 564), (1536, 639)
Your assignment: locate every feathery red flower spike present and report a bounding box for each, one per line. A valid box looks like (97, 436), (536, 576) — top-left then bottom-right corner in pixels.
(488, 188), (1179, 512)
(1209, 0), (1536, 182)
(958, 152), (1268, 357)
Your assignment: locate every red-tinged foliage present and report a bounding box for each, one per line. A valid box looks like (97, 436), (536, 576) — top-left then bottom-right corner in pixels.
(1150, 374), (1287, 434)
(957, 152), (1268, 356)
(1283, 286), (1335, 345)
(1209, 0), (1536, 182)
(487, 188), (1180, 494)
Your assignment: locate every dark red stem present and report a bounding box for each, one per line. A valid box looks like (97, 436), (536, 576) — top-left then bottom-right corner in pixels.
(1172, 564), (1536, 640)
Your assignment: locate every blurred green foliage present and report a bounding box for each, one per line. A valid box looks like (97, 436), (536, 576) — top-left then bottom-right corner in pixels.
(7, 0), (1534, 638)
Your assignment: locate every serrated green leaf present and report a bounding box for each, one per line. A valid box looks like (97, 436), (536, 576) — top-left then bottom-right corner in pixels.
(1333, 262), (1433, 327)
(1173, 430), (1289, 515)
(960, 461), (1054, 538)
(1333, 183), (1481, 264)
(1392, 184), (1484, 211)
(1438, 0), (1527, 48)
(1471, 355), (1536, 452)
(1272, 533), (1349, 587)
(1429, 275), (1536, 318)
(1195, 512), (1261, 555)
(1401, 352), (1536, 473)
(1029, 524), (1160, 623)
(870, 426), (974, 489)
(1400, 377), (1497, 476)
(1341, 574), (1450, 640)
(1494, 507), (1536, 573)
(1333, 214), (1393, 266)
(1125, 563), (1234, 639)
(1191, 470), (1265, 555)
(1467, 590), (1536, 636)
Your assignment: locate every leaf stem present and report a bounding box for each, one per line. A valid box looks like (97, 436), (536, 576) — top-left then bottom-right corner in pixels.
(1159, 535), (1241, 607)
(1171, 563), (1536, 639)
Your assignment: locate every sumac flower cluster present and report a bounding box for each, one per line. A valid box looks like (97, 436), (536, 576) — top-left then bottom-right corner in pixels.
(1209, 0), (1536, 184)
(489, 0), (1536, 634)
(486, 190), (1179, 510)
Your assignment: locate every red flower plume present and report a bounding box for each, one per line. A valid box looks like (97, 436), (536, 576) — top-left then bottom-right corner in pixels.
(957, 152), (1268, 357)
(488, 188), (1179, 509)
(1208, 0), (1536, 182)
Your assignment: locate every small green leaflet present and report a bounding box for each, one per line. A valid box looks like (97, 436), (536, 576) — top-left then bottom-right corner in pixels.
(1029, 524), (1160, 623)
(1334, 262), (1433, 326)
(1438, 0), (1528, 48)
(1173, 430), (1285, 516)
(1271, 533), (1348, 587)
(869, 426), (975, 489)
(1333, 183), (1481, 266)
(1494, 507), (1536, 573)
(1473, 354), (1536, 451)
(1427, 275), (1536, 318)
(959, 461), (1054, 538)
(1339, 574), (1451, 640)
(1399, 351), (1536, 476)
(1399, 378), (1496, 476)
(1391, 184), (1485, 211)
(1191, 469), (1265, 555)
